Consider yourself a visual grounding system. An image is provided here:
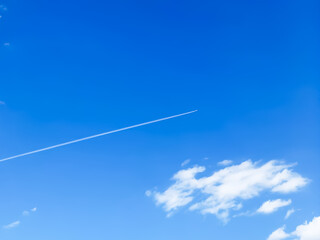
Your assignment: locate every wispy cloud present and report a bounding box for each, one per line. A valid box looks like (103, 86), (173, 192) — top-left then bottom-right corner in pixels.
(0, 4), (7, 21)
(22, 210), (30, 216)
(181, 159), (190, 167)
(3, 42), (10, 46)
(0, 4), (7, 11)
(0, 100), (5, 105)
(257, 199), (291, 214)
(267, 226), (290, 240)
(284, 208), (295, 220)
(217, 159), (233, 166)
(3, 221), (20, 229)
(4, 207), (37, 229)
(22, 207), (37, 216)
(148, 160), (308, 221)
(267, 216), (320, 240)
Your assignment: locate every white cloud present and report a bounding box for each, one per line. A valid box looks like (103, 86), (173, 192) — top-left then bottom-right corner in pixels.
(181, 159), (190, 167)
(154, 166), (204, 214)
(150, 160), (308, 221)
(257, 199), (292, 214)
(218, 160), (233, 166)
(294, 216), (320, 240)
(0, 100), (5, 105)
(3, 221), (20, 229)
(267, 216), (320, 240)
(3, 207), (37, 229)
(3, 42), (10, 46)
(285, 208), (295, 220)
(267, 226), (290, 240)
(23, 207), (37, 216)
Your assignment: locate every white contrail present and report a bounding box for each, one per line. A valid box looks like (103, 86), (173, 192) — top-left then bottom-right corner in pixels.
(0, 110), (197, 162)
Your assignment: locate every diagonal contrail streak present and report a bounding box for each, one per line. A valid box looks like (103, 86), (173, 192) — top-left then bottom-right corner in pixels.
(0, 110), (197, 162)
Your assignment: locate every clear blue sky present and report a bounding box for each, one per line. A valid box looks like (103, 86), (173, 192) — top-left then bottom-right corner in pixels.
(0, 0), (319, 239)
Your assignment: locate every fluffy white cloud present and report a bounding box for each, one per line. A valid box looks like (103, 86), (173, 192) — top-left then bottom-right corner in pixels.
(257, 199), (292, 214)
(217, 160), (233, 166)
(267, 216), (320, 240)
(154, 166), (205, 213)
(267, 226), (290, 240)
(149, 160), (308, 221)
(294, 216), (320, 240)
(3, 221), (20, 229)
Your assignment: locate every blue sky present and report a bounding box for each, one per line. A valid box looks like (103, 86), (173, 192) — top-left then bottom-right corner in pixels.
(0, 0), (319, 239)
